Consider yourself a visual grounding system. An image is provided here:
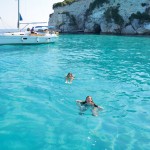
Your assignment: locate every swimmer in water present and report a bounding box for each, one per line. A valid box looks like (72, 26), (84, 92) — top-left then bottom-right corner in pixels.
(65, 73), (74, 84)
(76, 96), (103, 116)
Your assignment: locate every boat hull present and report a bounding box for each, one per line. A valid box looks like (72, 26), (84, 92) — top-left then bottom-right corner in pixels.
(0, 34), (58, 45)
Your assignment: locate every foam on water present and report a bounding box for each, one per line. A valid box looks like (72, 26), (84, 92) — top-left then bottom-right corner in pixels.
(0, 34), (150, 150)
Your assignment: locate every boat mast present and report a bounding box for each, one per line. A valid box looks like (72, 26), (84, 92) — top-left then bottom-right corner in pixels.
(17, 0), (20, 30)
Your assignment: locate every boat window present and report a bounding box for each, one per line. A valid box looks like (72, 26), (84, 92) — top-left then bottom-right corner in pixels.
(23, 38), (27, 40)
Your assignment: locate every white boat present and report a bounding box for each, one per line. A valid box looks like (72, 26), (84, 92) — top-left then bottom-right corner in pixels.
(0, 0), (58, 45)
(0, 27), (58, 45)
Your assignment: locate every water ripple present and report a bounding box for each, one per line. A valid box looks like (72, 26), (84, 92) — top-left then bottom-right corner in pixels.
(0, 35), (150, 149)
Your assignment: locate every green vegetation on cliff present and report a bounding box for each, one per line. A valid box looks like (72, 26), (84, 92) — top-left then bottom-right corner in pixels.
(61, 12), (77, 26)
(85, 0), (109, 17)
(53, 0), (76, 9)
(129, 11), (150, 23)
(104, 6), (124, 26)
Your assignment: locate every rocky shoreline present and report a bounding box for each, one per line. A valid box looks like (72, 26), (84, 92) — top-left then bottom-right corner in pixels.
(59, 32), (150, 37)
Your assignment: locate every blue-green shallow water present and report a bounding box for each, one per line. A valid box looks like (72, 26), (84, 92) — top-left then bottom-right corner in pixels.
(0, 34), (150, 150)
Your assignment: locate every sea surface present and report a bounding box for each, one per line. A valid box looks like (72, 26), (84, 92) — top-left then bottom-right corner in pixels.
(0, 34), (150, 150)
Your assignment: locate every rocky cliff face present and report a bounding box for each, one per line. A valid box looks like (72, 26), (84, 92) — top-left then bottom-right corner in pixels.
(49, 0), (150, 34)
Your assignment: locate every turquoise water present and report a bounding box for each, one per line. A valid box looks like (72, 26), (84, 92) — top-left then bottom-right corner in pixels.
(0, 34), (150, 150)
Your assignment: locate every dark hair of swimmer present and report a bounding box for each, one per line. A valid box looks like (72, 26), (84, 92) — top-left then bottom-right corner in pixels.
(67, 73), (73, 77)
(81, 96), (98, 107)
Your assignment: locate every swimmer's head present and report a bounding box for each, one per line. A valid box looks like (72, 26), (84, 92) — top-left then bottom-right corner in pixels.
(67, 73), (73, 77)
(85, 96), (93, 103)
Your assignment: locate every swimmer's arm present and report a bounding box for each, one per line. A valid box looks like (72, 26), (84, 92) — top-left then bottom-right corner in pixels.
(97, 106), (104, 110)
(76, 100), (83, 106)
(93, 103), (103, 110)
(76, 100), (82, 102)
(76, 100), (83, 103)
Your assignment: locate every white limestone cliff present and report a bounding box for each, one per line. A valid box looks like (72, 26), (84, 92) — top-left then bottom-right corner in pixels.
(49, 0), (150, 34)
